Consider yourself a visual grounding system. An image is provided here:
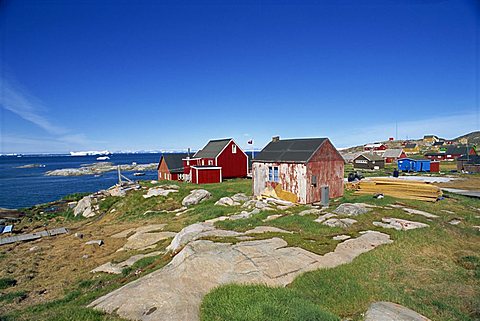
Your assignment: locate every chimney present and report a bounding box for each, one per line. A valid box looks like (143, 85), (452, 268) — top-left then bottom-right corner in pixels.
(187, 148), (191, 159)
(272, 136), (280, 142)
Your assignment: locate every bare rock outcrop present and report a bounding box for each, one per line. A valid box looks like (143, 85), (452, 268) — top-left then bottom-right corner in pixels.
(89, 232), (392, 321)
(365, 301), (431, 321)
(333, 203), (370, 216)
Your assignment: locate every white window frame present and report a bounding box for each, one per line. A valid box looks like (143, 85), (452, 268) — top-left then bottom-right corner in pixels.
(232, 144), (237, 154)
(268, 166), (279, 182)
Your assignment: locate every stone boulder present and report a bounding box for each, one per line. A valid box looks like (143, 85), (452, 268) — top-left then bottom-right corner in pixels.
(182, 189), (211, 207)
(231, 193), (250, 202)
(215, 197), (240, 206)
(333, 203), (370, 216)
(74, 196), (97, 218)
(365, 301), (431, 321)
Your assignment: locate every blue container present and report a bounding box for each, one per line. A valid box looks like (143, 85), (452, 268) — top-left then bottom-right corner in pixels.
(397, 158), (431, 172)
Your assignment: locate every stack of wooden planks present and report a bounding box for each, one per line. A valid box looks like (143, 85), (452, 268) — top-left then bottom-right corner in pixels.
(352, 178), (442, 202)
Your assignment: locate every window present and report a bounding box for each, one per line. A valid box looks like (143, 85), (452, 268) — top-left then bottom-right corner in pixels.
(202, 160), (205, 165)
(268, 166), (279, 182)
(232, 144), (237, 154)
(208, 160), (213, 165)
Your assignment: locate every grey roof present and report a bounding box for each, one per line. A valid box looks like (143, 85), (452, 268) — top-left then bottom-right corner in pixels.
(432, 141), (444, 146)
(253, 138), (328, 163)
(160, 153), (188, 174)
(381, 149), (404, 158)
(457, 155), (480, 164)
(194, 139), (232, 159)
(405, 143), (417, 149)
(357, 152), (384, 162)
(446, 145), (474, 155)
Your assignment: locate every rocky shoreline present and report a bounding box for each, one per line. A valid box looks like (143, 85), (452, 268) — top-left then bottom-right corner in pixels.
(45, 162), (157, 176)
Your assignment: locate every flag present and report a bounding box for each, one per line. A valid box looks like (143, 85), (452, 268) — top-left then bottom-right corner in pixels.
(247, 140), (253, 144)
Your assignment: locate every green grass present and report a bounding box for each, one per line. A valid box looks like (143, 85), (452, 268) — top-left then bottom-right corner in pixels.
(201, 192), (480, 321)
(201, 284), (339, 321)
(0, 278), (16, 290)
(0, 291), (26, 304)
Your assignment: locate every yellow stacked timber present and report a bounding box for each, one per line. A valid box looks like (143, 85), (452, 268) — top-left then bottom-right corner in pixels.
(354, 178), (442, 202)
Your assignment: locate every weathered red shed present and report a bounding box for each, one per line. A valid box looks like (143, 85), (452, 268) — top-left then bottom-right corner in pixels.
(190, 166), (222, 184)
(252, 137), (344, 204)
(186, 138), (248, 183)
(157, 153), (188, 181)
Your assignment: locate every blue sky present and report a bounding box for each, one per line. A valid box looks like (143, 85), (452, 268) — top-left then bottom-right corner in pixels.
(0, 0), (479, 153)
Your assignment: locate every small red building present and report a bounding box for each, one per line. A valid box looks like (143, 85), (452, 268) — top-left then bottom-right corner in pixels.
(157, 153), (188, 181)
(252, 137), (344, 204)
(190, 166), (222, 184)
(184, 138), (248, 184)
(425, 145), (477, 162)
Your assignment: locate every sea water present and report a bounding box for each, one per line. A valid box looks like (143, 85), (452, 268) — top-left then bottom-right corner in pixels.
(0, 153), (163, 209)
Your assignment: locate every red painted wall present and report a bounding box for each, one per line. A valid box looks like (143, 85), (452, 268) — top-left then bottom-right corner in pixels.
(216, 140), (248, 178)
(192, 167), (222, 184)
(183, 158), (201, 175)
(430, 161), (440, 173)
(306, 139), (345, 203)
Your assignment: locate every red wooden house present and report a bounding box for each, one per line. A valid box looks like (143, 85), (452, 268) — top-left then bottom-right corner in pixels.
(183, 138), (248, 184)
(252, 137), (344, 204)
(364, 143), (388, 154)
(157, 153), (188, 181)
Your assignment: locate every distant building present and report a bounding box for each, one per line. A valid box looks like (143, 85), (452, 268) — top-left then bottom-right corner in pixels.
(444, 145), (477, 161)
(183, 138), (248, 184)
(340, 152), (362, 164)
(424, 152), (447, 161)
(252, 137), (344, 204)
(381, 149), (406, 164)
(457, 155), (480, 173)
(404, 143), (420, 154)
(364, 143), (388, 154)
(398, 158), (435, 172)
(423, 135), (439, 145)
(431, 141), (445, 151)
(353, 152), (385, 170)
(157, 153), (188, 181)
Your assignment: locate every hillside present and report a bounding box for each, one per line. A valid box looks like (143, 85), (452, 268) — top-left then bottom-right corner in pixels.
(0, 179), (478, 321)
(341, 130), (479, 154)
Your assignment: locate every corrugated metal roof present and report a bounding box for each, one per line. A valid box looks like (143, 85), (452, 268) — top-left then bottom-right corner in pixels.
(161, 153), (188, 174)
(194, 139), (232, 159)
(253, 138), (327, 163)
(381, 149), (404, 158)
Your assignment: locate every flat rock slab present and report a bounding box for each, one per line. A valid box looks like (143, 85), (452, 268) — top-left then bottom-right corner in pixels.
(373, 218), (429, 231)
(244, 226), (293, 234)
(143, 188), (178, 199)
(215, 197), (240, 206)
(90, 232), (392, 321)
(114, 225), (176, 251)
(298, 208), (323, 216)
(263, 214), (283, 222)
(314, 213), (337, 223)
(333, 203), (370, 216)
(333, 234), (351, 241)
(401, 208), (438, 219)
(365, 301), (431, 321)
(91, 251), (164, 274)
(322, 218), (357, 228)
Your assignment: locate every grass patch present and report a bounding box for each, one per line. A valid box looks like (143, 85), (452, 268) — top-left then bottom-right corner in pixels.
(201, 284), (339, 321)
(0, 291), (26, 303)
(0, 278), (16, 290)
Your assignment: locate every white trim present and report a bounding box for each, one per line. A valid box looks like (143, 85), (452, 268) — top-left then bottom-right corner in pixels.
(220, 167), (223, 182)
(191, 166), (222, 169)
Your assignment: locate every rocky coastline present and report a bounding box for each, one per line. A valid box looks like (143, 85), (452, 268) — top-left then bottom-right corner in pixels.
(45, 162), (157, 176)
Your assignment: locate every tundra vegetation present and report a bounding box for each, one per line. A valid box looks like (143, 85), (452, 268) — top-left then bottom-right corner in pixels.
(0, 178), (478, 321)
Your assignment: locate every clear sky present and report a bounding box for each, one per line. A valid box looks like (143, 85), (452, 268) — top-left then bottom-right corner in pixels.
(0, 0), (479, 153)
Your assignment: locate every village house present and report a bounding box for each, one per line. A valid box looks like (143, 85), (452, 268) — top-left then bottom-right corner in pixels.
(431, 141), (445, 151)
(252, 137), (344, 204)
(340, 151), (362, 164)
(423, 135), (439, 145)
(444, 145), (477, 161)
(363, 143), (388, 154)
(157, 153), (188, 181)
(424, 152), (447, 161)
(457, 155), (480, 173)
(381, 149), (406, 164)
(183, 138), (248, 184)
(404, 143), (420, 154)
(353, 152), (385, 170)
